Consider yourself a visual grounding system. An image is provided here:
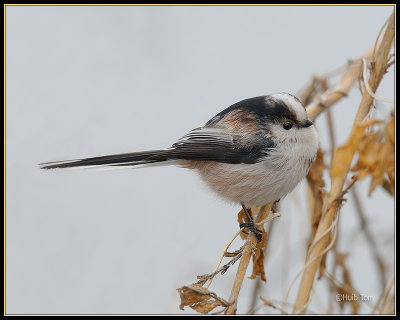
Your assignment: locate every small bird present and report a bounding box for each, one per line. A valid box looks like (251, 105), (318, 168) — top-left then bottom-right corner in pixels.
(40, 93), (319, 241)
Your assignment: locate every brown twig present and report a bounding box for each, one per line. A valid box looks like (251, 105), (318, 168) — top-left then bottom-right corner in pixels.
(203, 228), (245, 289)
(260, 296), (288, 314)
(197, 247), (244, 285)
(326, 109), (336, 163)
(247, 213), (277, 313)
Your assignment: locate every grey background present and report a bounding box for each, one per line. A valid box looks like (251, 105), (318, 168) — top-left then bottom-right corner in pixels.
(6, 5), (394, 314)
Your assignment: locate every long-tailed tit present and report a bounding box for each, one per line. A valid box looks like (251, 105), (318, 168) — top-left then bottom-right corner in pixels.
(41, 93), (319, 240)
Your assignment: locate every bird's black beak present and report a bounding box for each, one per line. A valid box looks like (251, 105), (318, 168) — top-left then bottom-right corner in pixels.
(302, 119), (313, 128)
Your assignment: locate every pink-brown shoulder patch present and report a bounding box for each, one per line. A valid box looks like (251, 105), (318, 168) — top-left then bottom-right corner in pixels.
(221, 109), (260, 133)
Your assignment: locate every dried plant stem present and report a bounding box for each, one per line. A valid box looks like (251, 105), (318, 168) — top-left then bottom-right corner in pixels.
(247, 217), (276, 313)
(362, 57), (394, 103)
(247, 278), (262, 314)
(380, 294), (394, 315)
(351, 186), (386, 291)
(292, 11), (394, 314)
(204, 228), (244, 289)
(260, 297), (288, 314)
(326, 109), (336, 162)
(283, 210), (340, 311)
(324, 99), (341, 313)
(305, 62), (360, 121)
(225, 237), (256, 314)
(225, 203), (274, 314)
(372, 275), (394, 314)
(305, 33), (384, 122)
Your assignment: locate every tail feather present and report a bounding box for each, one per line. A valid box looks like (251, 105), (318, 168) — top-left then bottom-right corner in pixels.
(40, 150), (168, 169)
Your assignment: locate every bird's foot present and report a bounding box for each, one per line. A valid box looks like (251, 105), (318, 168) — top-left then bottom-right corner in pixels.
(239, 220), (263, 243)
(239, 202), (264, 242)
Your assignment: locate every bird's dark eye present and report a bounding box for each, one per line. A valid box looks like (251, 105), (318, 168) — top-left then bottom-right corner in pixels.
(283, 122), (293, 130)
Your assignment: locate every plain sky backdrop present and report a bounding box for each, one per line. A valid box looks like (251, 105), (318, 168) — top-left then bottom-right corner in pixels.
(5, 5), (394, 315)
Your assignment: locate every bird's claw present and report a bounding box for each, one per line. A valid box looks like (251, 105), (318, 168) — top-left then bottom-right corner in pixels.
(239, 221), (263, 243)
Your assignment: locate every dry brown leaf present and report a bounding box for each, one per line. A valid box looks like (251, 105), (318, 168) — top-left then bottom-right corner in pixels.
(382, 178), (394, 196)
(354, 133), (380, 168)
(356, 168), (371, 180)
(386, 113), (394, 144)
(330, 119), (382, 178)
(250, 228), (267, 282)
(349, 115), (394, 196)
(177, 284), (229, 314)
(237, 208), (246, 222)
(237, 209), (248, 241)
(192, 300), (222, 314)
(330, 115), (393, 197)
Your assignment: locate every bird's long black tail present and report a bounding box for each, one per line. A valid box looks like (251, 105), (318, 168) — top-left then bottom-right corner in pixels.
(39, 150), (169, 169)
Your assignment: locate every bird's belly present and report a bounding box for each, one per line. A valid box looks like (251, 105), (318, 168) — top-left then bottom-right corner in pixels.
(190, 151), (314, 207)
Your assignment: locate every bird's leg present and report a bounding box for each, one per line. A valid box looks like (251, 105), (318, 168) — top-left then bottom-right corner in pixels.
(239, 202), (263, 243)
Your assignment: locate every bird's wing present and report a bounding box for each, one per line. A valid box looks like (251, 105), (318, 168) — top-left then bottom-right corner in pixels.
(164, 127), (276, 164)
